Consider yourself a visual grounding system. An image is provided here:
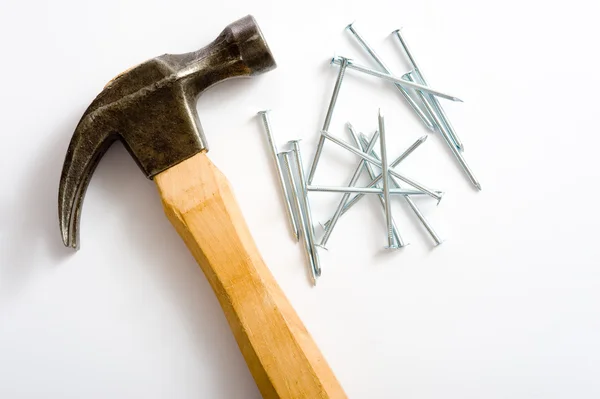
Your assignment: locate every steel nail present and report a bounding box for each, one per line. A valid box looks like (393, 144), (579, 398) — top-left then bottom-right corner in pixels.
(403, 72), (481, 190)
(320, 130), (443, 202)
(280, 150), (321, 285)
(378, 109), (397, 249)
(257, 110), (300, 241)
(363, 135), (444, 246)
(308, 186), (432, 195)
(307, 57), (350, 184)
(352, 131), (405, 247)
(319, 123), (380, 248)
(289, 141), (322, 281)
(330, 56), (462, 103)
(391, 29), (463, 151)
(321, 134), (430, 229)
(345, 23), (436, 131)
(357, 140), (406, 247)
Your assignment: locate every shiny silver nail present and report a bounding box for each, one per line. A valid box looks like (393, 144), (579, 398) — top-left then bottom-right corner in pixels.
(307, 57), (350, 185)
(319, 124), (380, 248)
(320, 130), (443, 202)
(289, 141), (322, 282)
(403, 72), (481, 190)
(321, 134), (430, 229)
(257, 110), (300, 241)
(362, 135), (444, 246)
(331, 56), (462, 103)
(345, 22), (436, 131)
(280, 150), (321, 285)
(392, 28), (463, 151)
(308, 186), (432, 195)
(378, 109), (397, 249)
(352, 130), (405, 247)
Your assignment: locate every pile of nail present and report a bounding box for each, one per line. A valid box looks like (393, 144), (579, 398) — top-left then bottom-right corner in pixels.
(258, 23), (480, 285)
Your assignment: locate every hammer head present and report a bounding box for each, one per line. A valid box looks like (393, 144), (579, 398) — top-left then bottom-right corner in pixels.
(59, 15), (276, 249)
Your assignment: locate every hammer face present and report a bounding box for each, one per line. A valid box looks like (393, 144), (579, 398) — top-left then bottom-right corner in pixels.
(227, 15), (277, 77)
(59, 15), (276, 249)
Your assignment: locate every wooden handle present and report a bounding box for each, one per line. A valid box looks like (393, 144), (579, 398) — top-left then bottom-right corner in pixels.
(154, 152), (347, 399)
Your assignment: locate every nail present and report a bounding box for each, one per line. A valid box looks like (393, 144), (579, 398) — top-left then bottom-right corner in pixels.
(363, 135), (444, 246)
(320, 130), (443, 202)
(308, 186), (433, 195)
(321, 134), (429, 229)
(378, 109), (396, 249)
(345, 23), (436, 131)
(257, 110), (300, 241)
(403, 72), (481, 190)
(280, 150), (320, 285)
(319, 123), (380, 248)
(331, 56), (462, 103)
(352, 131), (406, 247)
(289, 141), (322, 282)
(392, 28), (463, 151)
(307, 57), (350, 184)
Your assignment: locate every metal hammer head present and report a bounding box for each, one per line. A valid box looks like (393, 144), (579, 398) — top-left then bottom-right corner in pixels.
(59, 15), (276, 249)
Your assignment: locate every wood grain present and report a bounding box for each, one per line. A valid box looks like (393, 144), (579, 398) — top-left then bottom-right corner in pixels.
(154, 152), (347, 399)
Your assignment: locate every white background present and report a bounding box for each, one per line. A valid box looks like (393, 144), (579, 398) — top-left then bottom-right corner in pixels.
(1, 0), (599, 398)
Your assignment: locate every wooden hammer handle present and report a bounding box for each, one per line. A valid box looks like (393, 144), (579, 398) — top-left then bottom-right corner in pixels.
(154, 152), (347, 399)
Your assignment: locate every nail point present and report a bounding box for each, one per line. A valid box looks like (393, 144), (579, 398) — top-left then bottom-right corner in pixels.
(436, 192), (445, 205)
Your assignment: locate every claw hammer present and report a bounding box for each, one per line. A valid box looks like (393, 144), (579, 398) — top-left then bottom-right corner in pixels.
(58, 15), (346, 399)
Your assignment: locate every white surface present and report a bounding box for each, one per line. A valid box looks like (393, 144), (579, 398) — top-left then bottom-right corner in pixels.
(1, 1), (599, 398)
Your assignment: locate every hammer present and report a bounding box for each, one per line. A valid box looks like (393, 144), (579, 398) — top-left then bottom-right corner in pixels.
(58, 16), (346, 399)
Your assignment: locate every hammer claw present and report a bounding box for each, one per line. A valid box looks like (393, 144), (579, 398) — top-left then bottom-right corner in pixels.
(58, 15), (276, 248)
